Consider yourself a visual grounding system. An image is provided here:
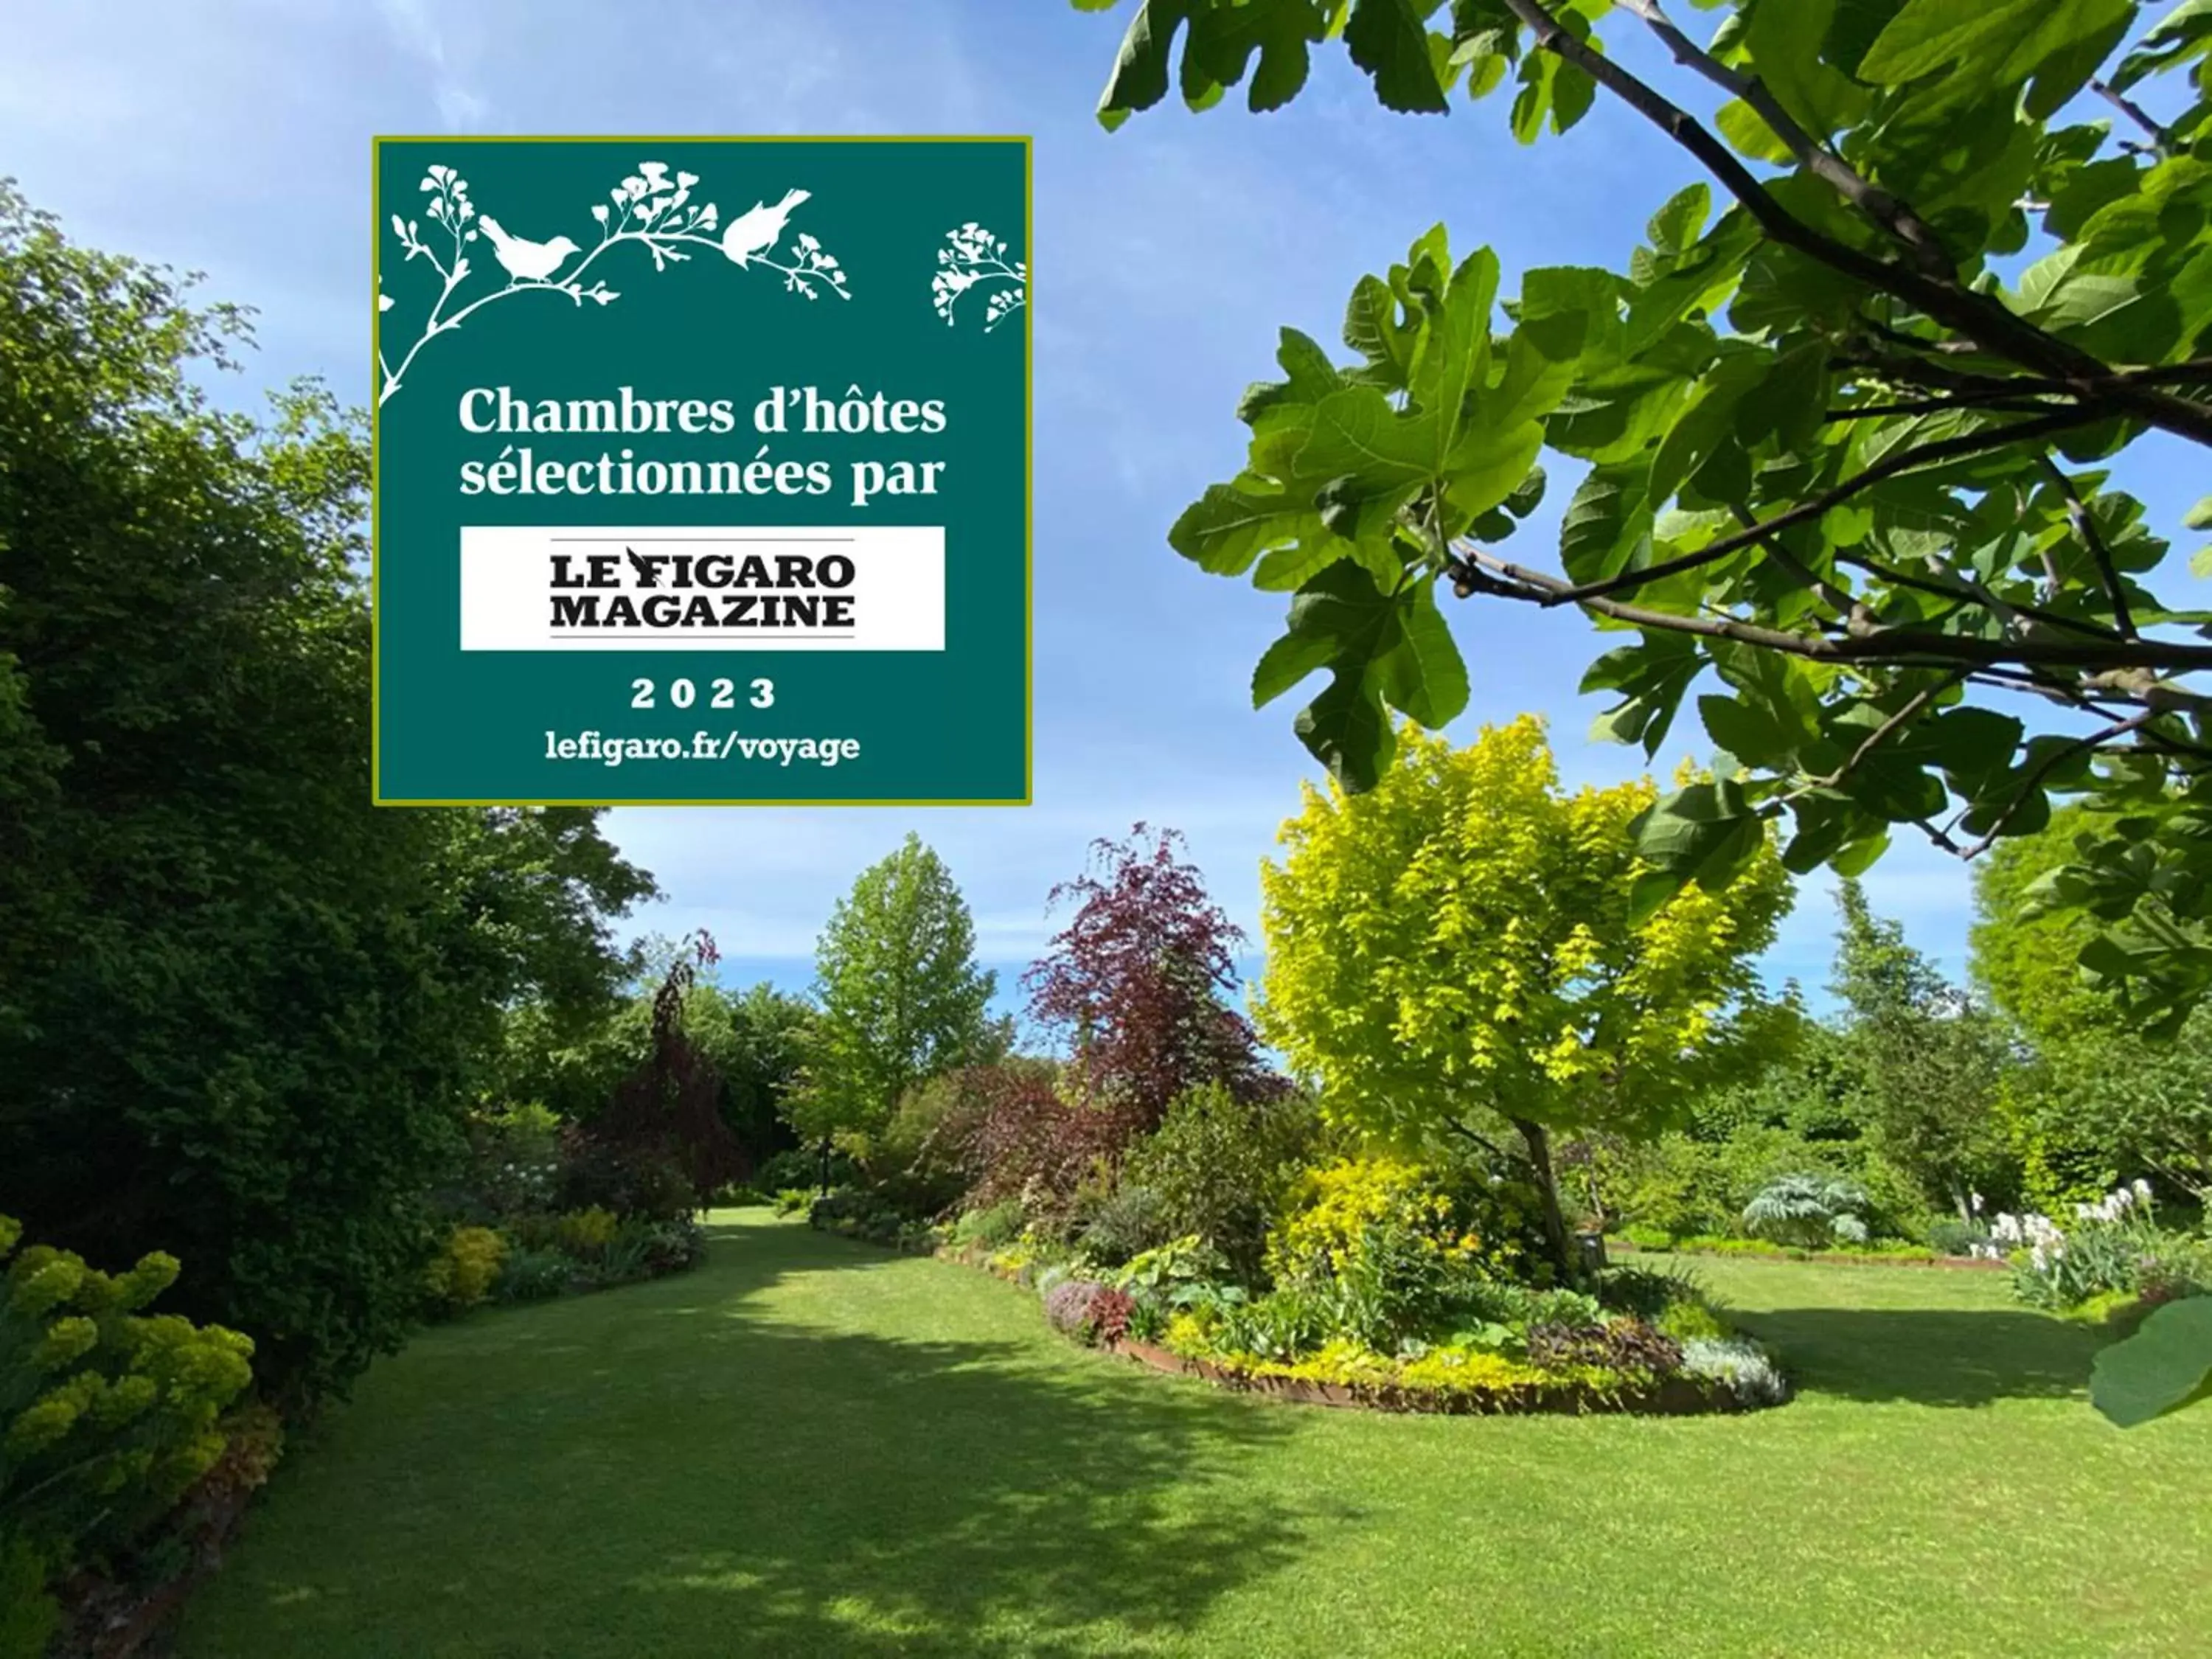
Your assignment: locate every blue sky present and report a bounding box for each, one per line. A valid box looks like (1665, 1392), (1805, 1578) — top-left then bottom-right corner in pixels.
(14, 0), (2147, 1023)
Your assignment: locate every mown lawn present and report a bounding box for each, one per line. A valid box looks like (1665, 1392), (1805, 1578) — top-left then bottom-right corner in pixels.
(181, 1209), (2212, 1658)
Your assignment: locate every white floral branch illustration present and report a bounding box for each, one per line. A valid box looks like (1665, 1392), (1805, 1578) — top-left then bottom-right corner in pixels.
(931, 223), (1026, 332)
(378, 160), (847, 406)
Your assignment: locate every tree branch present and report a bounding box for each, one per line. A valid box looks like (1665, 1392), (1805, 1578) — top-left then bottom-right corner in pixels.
(1834, 550), (2129, 644)
(1790, 669), (1968, 794)
(1449, 546), (2212, 671)
(1613, 0), (1955, 276)
(1724, 503), (1871, 628)
(2118, 358), (2212, 389)
(1823, 394), (2060, 422)
(1959, 713), (2154, 858)
(2093, 78), (2177, 153)
(2034, 455), (2138, 639)
(1534, 409), (2096, 608)
(1498, 0), (2212, 448)
(1442, 1116), (1518, 1169)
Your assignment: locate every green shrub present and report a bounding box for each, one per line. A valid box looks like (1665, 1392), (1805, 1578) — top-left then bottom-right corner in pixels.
(0, 1530), (56, 1659)
(552, 1207), (619, 1256)
(1925, 1216), (1989, 1257)
(1742, 1174), (1870, 1251)
(1077, 1183), (1172, 1267)
(493, 1248), (574, 1303)
(453, 1102), (566, 1220)
(810, 1191), (933, 1250)
(1121, 1082), (1318, 1281)
(1654, 1297), (1732, 1343)
(617, 1215), (706, 1278)
(1, 1216), (256, 1641)
(869, 1077), (982, 1217)
(1605, 1130), (1929, 1245)
(950, 1200), (1026, 1250)
(1596, 1265), (1705, 1322)
(1995, 1184), (2192, 1310)
(1615, 1223), (1675, 1251)
(1214, 1283), (1338, 1363)
(771, 1187), (816, 1217)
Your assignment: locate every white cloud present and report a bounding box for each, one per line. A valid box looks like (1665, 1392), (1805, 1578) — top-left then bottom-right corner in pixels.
(373, 0), (490, 132)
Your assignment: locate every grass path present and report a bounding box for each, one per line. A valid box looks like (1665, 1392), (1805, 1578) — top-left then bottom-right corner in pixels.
(181, 1211), (2212, 1658)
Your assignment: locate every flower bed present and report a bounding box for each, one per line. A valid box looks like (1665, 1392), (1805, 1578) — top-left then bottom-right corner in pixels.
(807, 1209), (1792, 1418)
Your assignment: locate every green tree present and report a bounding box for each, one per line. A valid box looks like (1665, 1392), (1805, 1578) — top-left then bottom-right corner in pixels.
(0, 186), (652, 1405)
(490, 955), (815, 1169)
(1976, 815), (2212, 1204)
(1973, 804), (2131, 1050)
(1073, 0), (2212, 1033)
(1257, 715), (1792, 1276)
(1831, 879), (2014, 1217)
(793, 835), (997, 1155)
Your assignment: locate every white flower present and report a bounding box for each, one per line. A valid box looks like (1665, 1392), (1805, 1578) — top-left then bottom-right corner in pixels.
(2134, 1178), (2152, 1199)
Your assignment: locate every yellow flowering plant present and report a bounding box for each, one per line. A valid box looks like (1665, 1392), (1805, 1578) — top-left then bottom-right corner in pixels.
(1, 1214), (255, 1622)
(423, 1225), (508, 1315)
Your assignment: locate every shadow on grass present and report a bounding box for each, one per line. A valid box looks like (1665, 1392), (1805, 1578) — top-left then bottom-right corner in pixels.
(185, 1215), (1307, 1659)
(1731, 1305), (2103, 1407)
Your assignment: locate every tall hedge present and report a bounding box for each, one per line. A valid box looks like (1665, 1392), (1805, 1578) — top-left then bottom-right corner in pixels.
(0, 184), (653, 1406)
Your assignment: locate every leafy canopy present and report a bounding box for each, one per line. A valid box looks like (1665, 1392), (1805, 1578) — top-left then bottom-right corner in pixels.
(1023, 824), (1278, 1124)
(1830, 879), (2011, 1214)
(794, 834), (997, 1147)
(1975, 814), (2212, 1205)
(1075, 0), (2212, 1034)
(1258, 716), (1792, 1148)
(0, 184), (653, 1404)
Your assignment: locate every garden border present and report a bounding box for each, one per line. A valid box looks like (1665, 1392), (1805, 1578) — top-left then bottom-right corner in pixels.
(808, 1220), (1776, 1419)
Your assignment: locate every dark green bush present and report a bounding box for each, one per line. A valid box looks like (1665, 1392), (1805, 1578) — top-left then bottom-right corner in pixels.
(493, 1248), (574, 1303)
(555, 1138), (697, 1222)
(1597, 1265), (1705, 1323)
(0, 189), (655, 1408)
(1925, 1217), (1990, 1258)
(756, 1147), (859, 1193)
(1077, 1184), (1172, 1267)
(810, 1190), (932, 1250)
(1121, 1082), (1318, 1281)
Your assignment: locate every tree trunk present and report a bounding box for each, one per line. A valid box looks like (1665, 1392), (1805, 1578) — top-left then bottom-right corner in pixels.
(816, 1135), (833, 1197)
(1509, 1116), (1579, 1285)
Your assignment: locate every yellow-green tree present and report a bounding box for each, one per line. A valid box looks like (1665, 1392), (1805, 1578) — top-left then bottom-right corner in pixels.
(1259, 717), (1791, 1277)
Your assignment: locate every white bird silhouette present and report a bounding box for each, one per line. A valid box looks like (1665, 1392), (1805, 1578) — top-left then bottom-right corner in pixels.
(478, 215), (582, 282)
(720, 189), (810, 267)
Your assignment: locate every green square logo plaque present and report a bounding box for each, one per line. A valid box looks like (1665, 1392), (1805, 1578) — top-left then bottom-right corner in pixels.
(372, 136), (1031, 804)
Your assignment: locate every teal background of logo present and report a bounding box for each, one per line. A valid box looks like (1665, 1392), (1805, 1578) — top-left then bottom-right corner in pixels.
(372, 137), (1030, 804)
